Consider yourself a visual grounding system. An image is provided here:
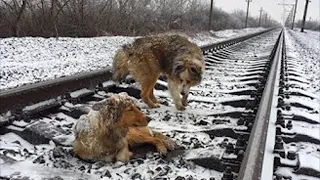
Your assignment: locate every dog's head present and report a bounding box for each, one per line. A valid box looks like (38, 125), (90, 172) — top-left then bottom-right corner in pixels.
(172, 54), (205, 96)
(92, 92), (150, 128)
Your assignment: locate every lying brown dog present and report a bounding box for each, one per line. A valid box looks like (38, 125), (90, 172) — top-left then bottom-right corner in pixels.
(73, 92), (178, 163)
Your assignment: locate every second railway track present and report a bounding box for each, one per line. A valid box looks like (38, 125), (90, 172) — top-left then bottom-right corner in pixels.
(0, 28), (319, 180)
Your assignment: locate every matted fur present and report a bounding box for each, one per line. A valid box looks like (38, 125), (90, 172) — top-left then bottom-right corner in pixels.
(73, 92), (179, 163)
(73, 92), (149, 163)
(112, 34), (205, 110)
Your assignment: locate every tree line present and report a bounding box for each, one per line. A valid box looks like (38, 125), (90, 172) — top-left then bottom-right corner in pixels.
(295, 19), (320, 31)
(0, 0), (280, 37)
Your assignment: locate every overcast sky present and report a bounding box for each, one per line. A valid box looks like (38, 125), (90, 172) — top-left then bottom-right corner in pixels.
(214, 0), (319, 24)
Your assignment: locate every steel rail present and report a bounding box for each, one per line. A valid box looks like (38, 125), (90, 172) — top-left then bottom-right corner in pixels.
(0, 28), (274, 114)
(201, 28), (274, 52)
(0, 68), (112, 114)
(237, 29), (284, 180)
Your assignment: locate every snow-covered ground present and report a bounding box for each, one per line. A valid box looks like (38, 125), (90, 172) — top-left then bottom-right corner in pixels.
(289, 28), (320, 53)
(0, 29), (280, 180)
(191, 27), (266, 46)
(0, 27), (265, 90)
(286, 28), (320, 98)
(272, 28), (320, 180)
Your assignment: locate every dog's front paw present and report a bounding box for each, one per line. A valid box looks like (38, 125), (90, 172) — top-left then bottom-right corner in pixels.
(182, 99), (188, 107)
(156, 145), (168, 156)
(116, 151), (132, 163)
(149, 103), (160, 109)
(175, 103), (186, 111)
(164, 140), (178, 151)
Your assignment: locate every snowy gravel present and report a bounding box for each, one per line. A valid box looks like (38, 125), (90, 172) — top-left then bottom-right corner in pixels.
(272, 28), (320, 180)
(0, 29), (280, 180)
(286, 29), (320, 100)
(0, 28), (265, 90)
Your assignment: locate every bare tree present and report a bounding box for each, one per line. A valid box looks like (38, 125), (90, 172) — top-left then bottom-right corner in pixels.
(12, 0), (26, 36)
(0, 0), (280, 37)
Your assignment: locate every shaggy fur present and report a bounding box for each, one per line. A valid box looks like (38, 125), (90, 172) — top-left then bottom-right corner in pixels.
(73, 92), (178, 163)
(73, 92), (149, 163)
(112, 34), (205, 110)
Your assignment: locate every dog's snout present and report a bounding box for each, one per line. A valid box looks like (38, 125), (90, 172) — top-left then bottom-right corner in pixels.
(147, 116), (152, 123)
(180, 92), (185, 96)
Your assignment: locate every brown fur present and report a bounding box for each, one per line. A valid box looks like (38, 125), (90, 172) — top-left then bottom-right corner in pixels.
(127, 126), (178, 156)
(112, 34), (205, 110)
(72, 92), (149, 163)
(73, 92), (178, 163)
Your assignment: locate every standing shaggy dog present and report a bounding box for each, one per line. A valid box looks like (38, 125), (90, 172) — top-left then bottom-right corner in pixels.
(112, 35), (205, 110)
(73, 93), (178, 163)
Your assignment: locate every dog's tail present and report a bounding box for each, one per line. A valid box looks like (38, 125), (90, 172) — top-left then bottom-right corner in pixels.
(112, 48), (130, 82)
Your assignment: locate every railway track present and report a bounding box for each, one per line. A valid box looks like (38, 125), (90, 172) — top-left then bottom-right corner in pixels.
(0, 28), (319, 180)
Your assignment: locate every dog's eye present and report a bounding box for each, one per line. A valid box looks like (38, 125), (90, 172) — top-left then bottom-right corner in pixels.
(180, 78), (183, 83)
(190, 67), (198, 74)
(175, 65), (185, 72)
(186, 80), (191, 84)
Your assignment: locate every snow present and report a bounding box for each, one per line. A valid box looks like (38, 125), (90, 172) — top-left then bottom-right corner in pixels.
(0, 132), (35, 152)
(287, 110), (320, 124)
(12, 120), (30, 127)
(190, 27), (266, 47)
(23, 99), (57, 112)
(286, 29), (320, 96)
(0, 28), (283, 180)
(1, 27), (265, 90)
(286, 97), (319, 111)
(281, 119), (320, 141)
(270, 28), (320, 180)
(6, 125), (24, 132)
(0, 36), (135, 90)
(276, 167), (320, 180)
(69, 88), (93, 98)
(1, 161), (101, 180)
(290, 29), (320, 53)
(0, 130), (224, 179)
(298, 153), (320, 173)
(275, 142), (320, 180)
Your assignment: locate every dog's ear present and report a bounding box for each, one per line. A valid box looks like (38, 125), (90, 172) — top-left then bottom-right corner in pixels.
(92, 101), (105, 111)
(177, 45), (189, 54)
(92, 97), (117, 111)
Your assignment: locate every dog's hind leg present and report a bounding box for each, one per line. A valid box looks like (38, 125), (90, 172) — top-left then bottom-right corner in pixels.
(140, 76), (160, 108)
(149, 79), (159, 104)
